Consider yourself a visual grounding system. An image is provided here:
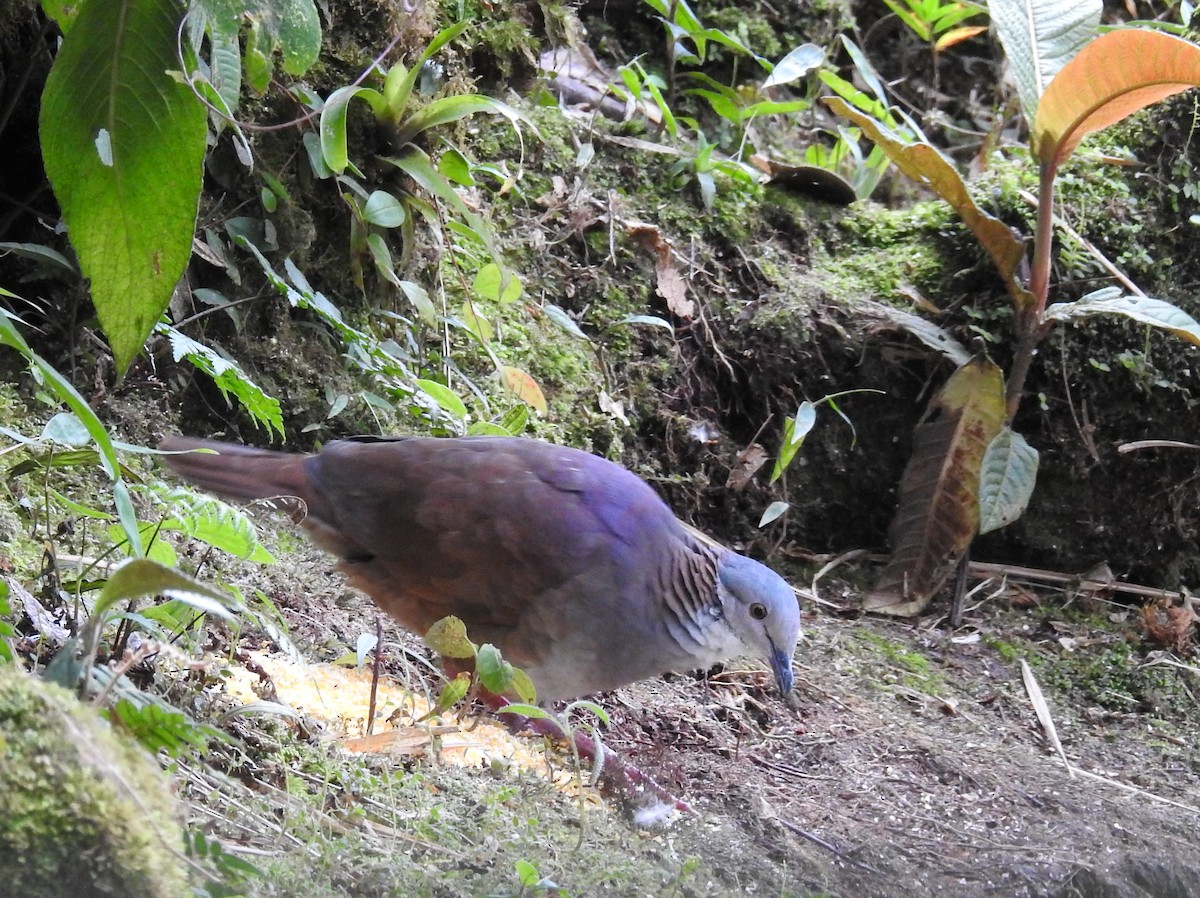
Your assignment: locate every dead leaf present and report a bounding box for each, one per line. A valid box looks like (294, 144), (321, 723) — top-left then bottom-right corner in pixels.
(629, 223), (694, 319)
(1140, 601), (1196, 654)
(726, 443), (768, 491)
(598, 390), (629, 425)
(865, 356), (1005, 616)
(343, 725), (458, 757)
(656, 262), (692, 318)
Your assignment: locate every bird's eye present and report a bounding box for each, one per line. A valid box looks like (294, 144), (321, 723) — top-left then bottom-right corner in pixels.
(750, 602), (768, 620)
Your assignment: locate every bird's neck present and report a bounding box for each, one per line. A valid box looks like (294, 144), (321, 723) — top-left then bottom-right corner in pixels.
(659, 535), (739, 665)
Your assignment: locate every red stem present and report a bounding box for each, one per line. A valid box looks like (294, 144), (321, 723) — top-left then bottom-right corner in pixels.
(1005, 161), (1057, 421)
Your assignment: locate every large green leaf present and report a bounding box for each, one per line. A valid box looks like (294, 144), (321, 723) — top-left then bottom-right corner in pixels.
(40, 0), (207, 374)
(1042, 292), (1200, 346)
(990, 0), (1100, 125)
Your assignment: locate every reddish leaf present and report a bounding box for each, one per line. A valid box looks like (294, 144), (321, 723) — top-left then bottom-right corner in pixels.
(1034, 29), (1200, 171)
(864, 357), (1005, 616)
(499, 365), (548, 414)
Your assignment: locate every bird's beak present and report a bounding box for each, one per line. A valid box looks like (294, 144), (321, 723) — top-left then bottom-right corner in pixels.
(770, 647), (794, 695)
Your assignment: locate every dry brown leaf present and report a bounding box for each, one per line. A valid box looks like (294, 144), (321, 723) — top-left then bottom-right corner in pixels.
(1140, 602), (1196, 654)
(629, 223), (694, 319)
(726, 443), (768, 491)
(865, 356), (1005, 616)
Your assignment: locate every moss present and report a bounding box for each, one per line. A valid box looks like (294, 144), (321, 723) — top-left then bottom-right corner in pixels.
(856, 630), (944, 692)
(816, 199), (959, 301)
(0, 666), (186, 898)
(984, 635), (1020, 664)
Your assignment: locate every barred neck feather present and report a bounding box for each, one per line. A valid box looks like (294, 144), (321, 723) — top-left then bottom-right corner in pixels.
(658, 533), (727, 656)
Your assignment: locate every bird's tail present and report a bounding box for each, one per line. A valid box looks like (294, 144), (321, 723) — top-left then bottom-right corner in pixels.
(159, 436), (313, 504)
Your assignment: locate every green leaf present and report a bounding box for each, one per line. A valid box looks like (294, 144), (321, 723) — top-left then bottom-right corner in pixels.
(109, 697), (213, 757)
(613, 314), (674, 335)
(363, 190), (407, 228)
(394, 95), (524, 146)
(472, 263), (523, 304)
(510, 668), (537, 703)
(990, 0), (1100, 125)
(423, 616), (476, 658)
(475, 643), (515, 695)
(0, 241), (78, 277)
(162, 325), (284, 435)
(42, 411), (91, 446)
(496, 702), (555, 721)
(499, 404), (529, 435)
(160, 488), (274, 562)
(428, 673), (472, 717)
(770, 401), (817, 483)
(262, 0), (320, 75)
(398, 280), (437, 325)
(382, 146), (495, 254)
(40, 0), (208, 374)
(763, 43), (825, 88)
(515, 860), (540, 888)
(415, 378), (468, 420)
(542, 304), (590, 341)
(0, 303), (142, 552)
(96, 558), (239, 621)
(190, 0), (242, 115)
(466, 422), (510, 436)
(320, 85), (384, 174)
(381, 20), (469, 122)
(759, 501), (790, 527)
(1042, 293), (1200, 345)
(978, 427), (1039, 534)
(438, 147), (475, 186)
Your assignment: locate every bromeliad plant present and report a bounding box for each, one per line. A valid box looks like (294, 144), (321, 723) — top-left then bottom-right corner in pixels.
(316, 21), (526, 287)
(825, 0), (1200, 614)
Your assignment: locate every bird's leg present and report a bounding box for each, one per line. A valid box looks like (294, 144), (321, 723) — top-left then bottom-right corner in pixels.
(477, 690), (693, 815)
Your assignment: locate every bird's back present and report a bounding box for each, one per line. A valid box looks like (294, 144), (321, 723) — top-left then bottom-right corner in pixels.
(162, 436), (694, 698)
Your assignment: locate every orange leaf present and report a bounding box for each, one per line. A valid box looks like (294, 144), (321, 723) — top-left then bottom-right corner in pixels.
(825, 97), (1033, 314)
(499, 365), (547, 414)
(934, 25), (988, 54)
(1034, 29), (1200, 170)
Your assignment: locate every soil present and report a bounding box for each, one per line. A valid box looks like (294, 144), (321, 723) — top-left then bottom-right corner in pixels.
(171, 539), (1200, 898)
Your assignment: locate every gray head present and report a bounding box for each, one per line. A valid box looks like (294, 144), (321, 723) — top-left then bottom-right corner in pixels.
(715, 553), (801, 694)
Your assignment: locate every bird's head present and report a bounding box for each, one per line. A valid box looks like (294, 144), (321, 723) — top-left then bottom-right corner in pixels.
(715, 553), (801, 694)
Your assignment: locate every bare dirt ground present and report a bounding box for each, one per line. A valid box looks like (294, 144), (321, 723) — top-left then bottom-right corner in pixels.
(186, 534), (1200, 898)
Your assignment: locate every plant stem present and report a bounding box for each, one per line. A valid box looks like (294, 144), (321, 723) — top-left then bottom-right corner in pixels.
(1029, 163), (1056, 316)
(1004, 162), (1057, 421)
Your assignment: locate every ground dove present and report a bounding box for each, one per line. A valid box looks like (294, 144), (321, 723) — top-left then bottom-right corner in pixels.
(160, 435), (800, 702)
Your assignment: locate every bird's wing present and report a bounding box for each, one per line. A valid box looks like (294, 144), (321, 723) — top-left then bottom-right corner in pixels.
(306, 438), (682, 654)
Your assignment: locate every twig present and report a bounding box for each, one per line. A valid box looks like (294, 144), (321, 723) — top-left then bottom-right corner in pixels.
(968, 561), (1187, 603)
(366, 616), (383, 736)
(777, 817), (882, 873)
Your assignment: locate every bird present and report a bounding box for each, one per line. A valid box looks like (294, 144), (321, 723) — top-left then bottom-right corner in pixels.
(159, 435), (801, 702)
